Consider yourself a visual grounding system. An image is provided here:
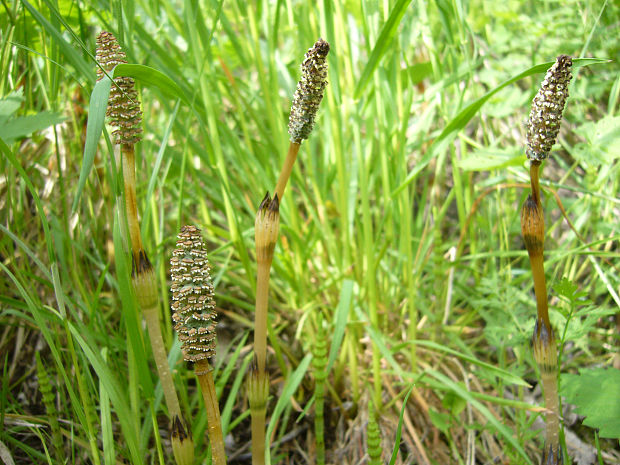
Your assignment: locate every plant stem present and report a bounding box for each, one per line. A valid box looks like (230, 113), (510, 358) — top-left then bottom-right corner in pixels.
(142, 303), (182, 418)
(274, 142), (301, 202)
(524, 160), (561, 463)
(121, 145), (143, 258)
(251, 404), (266, 465)
(254, 261), (271, 375)
(196, 359), (227, 465)
(312, 318), (328, 465)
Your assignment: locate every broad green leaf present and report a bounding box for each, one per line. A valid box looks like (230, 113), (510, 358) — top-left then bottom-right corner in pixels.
(0, 91), (24, 122)
(72, 77), (112, 213)
(561, 368), (620, 439)
(457, 148), (524, 171)
(353, 0), (415, 99)
(114, 64), (190, 105)
(0, 112), (65, 143)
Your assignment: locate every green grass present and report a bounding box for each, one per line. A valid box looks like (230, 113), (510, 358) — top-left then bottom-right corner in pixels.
(1, 0), (619, 464)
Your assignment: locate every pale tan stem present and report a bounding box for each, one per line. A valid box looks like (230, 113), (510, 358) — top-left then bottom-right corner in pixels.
(121, 145), (143, 257)
(254, 261), (272, 375)
(530, 162), (542, 207)
(530, 254), (550, 330)
(196, 359), (227, 465)
(251, 407), (266, 465)
(541, 371), (560, 449)
(142, 304), (182, 419)
(274, 142), (301, 201)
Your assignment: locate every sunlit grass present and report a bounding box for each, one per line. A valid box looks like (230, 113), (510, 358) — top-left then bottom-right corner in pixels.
(1, 0), (619, 464)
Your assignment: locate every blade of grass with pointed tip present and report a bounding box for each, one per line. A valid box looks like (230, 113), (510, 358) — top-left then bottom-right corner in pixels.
(21, 0), (94, 81)
(0, 112), (65, 143)
(72, 77), (111, 213)
(388, 385), (414, 465)
(408, 339), (529, 387)
(353, 0), (414, 99)
(326, 279), (353, 374)
(114, 64), (190, 105)
(0, 139), (55, 262)
(265, 353), (312, 465)
(392, 57), (609, 197)
(426, 369), (532, 464)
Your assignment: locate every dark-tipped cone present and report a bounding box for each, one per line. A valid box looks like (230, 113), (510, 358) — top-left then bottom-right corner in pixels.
(288, 39), (330, 143)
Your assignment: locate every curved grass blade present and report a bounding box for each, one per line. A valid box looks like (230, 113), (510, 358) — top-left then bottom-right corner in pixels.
(353, 0), (415, 99)
(393, 57), (609, 197)
(427, 369), (532, 464)
(388, 385), (414, 465)
(326, 279), (354, 374)
(114, 64), (190, 105)
(72, 77), (112, 213)
(21, 0), (94, 81)
(265, 353), (312, 465)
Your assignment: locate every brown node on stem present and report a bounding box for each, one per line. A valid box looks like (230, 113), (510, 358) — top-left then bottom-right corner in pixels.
(526, 55), (572, 162)
(288, 39), (330, 143)
(532, 318), (558, 374)
(171, 415), (194, 465)
(170, 225), (217, 362)
(255, 192), (280, 264)
(95, 31), (143, 145)
(541, 442), (563, 465)
(247, 356), (269, 411)
(521, 195), (545, 256)
(132, 249), (158, 308)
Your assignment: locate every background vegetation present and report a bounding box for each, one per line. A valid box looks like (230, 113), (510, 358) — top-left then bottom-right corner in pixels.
(1, 0), (619, 464)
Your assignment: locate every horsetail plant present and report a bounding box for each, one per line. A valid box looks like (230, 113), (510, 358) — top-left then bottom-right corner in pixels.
(521, 54), (573, 465)
(366, 399), (383, 465)
(249, 38), (329, 465)
(312, 316), (328, 465)
(96, 31), (194, 464)
(250, 192), (279, 465)
(171, 225), (227, 465)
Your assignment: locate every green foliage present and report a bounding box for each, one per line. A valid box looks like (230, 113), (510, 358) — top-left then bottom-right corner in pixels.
(0, 90), (64, 143)
(561, 368), (620, 440)
(35, 353), (65, 464)
(1, 0), (618, 463)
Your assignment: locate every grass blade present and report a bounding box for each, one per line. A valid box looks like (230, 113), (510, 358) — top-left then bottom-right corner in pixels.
(353, 0), (415, 99)
(72, 77), (112, 212)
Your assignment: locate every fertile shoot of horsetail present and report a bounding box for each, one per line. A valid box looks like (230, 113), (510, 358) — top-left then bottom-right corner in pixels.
(521, 54), (572, 465)
(171, 225), (226, 465)
(249, 38), (329, 465)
